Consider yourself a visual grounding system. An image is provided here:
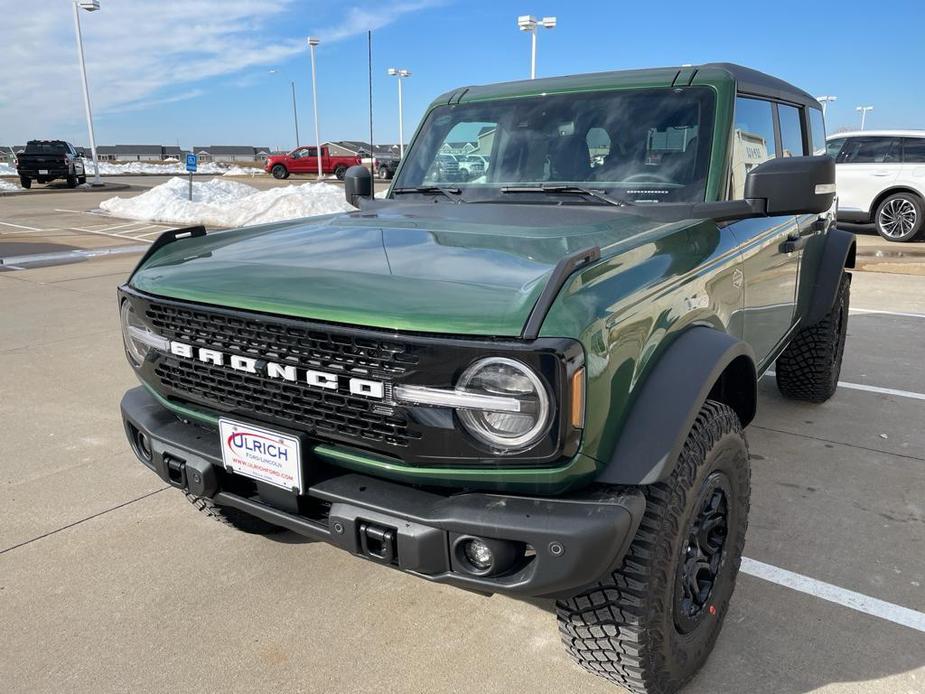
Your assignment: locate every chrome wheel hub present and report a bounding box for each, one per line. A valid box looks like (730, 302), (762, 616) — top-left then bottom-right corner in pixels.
(878, 198), (917, 239)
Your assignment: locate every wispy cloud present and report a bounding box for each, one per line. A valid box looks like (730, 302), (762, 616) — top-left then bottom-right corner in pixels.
(0, 0), (441, 144)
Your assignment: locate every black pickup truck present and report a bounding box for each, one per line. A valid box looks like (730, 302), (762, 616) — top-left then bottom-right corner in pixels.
(16, 140), (87, 189)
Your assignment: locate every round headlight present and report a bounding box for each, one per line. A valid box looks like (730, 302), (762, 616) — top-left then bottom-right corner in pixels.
(457, 357), (550, 451)
(120, 301), (151, 367)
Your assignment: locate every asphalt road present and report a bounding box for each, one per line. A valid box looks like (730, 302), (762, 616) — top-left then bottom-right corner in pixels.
(0, 188), (923, 693)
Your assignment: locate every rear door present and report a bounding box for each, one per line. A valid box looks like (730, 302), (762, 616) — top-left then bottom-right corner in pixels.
(835, 136), (901, 218)
(900, 137), (925, 195)
(726, 96), (802, 365)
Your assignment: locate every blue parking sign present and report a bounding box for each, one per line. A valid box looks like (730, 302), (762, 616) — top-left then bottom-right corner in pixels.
(186, 153), (197, 172)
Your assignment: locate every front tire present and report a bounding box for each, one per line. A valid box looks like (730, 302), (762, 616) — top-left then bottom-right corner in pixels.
(66, 174), (78, 188)
(185, 493), (286, 535)
(776, 273), (850, 403)
(874, 192), (923, 242)
(334, 165), (347, 180)
(557, 401), (750, 694)
(378, 166), (390, 180)
(271, 164), (289, 180)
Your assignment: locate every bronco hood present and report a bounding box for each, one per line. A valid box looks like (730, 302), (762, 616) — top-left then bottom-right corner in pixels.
(129, 203), (675, 336)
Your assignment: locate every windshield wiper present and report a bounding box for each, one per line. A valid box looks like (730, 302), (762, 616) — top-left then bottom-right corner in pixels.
(500, 185), (630, 207)
(392, 186), (465, 203)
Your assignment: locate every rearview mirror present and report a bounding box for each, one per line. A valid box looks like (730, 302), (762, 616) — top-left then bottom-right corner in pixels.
(745, 155), (835, 215)
(344, 165), (372, 207)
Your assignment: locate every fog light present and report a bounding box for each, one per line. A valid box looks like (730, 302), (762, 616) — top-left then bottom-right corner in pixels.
(464, 538), (494, 571)
(136, 431), (152, 461)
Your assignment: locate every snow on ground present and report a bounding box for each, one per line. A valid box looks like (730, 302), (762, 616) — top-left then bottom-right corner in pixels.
(99, 177), (352, 227)
(0, 160), (264, 177)
(0, 178), (21, 192)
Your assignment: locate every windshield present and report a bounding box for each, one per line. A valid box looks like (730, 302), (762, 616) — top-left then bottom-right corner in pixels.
(25, 141), (69, 154)
(393, 87), (715, 204)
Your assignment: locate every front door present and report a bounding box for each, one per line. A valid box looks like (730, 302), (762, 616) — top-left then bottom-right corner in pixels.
(728, 97), (803, 365)
(728, 216), (800, 364)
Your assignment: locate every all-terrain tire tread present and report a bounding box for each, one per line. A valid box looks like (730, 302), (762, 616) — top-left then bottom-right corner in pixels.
(775, 274), (850, 403)
(556, 401), (750, 694)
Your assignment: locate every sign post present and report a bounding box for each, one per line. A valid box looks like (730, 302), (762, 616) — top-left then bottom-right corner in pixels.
(185, 152), (197, 201)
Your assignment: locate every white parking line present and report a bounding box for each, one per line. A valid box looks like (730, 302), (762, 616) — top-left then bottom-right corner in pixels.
(764, 371), (925, 402)
(0, 220), (44, 231)
(741, 557), (925, 633)
(63, 226), (153, 243)
(851, 308), (925, 320)
(53, 208), (108, 217)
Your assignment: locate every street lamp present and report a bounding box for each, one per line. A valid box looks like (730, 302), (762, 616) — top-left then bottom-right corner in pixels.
(856, 105), (874, 130)
(816, 95), (837, 117)
(269, 70), (300, 149)
(72, 0), (102, 185)
(517, 15), (556, 80)
(307, 37), (322, 178)
(387, 68), (411, 159)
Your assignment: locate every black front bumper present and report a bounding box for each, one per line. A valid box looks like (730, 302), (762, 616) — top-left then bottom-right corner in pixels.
(121, 387), (644, 599)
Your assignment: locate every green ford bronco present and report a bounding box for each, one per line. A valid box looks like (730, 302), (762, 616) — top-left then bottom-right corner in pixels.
(119, 63), (855, 693)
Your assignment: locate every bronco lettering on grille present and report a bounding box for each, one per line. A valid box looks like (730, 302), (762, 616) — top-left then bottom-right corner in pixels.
(167, 340), (385, 399)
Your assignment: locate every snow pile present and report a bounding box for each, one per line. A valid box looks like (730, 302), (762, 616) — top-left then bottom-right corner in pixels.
(90, 160), (265, 176)
(99, 177), (352, 227)
(0, 162), (16, 176)
(0, 178), (21, 192)
(220, 165), (265, 177)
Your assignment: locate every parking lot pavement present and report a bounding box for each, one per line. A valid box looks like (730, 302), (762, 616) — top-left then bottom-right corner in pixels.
(1, 256), (924, 694)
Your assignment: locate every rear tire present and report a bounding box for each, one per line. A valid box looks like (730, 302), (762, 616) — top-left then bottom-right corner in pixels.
(334, 165), (347, 180)
(775, 273), (850, 403)
(271, 164), (288, 180)
(78, 175), (86, 185)
(185, 493), (287, 535)
(20, 176), (31, 189)
(557, 401), (750, 694)
(874, 192), (923, 242)
(378, 167), (390, 180)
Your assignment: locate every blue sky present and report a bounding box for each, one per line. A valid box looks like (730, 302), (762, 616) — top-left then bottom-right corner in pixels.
(3, 0), (923, 149)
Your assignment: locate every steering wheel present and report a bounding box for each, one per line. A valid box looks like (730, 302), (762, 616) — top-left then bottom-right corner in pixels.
(622, 172), (674, 184)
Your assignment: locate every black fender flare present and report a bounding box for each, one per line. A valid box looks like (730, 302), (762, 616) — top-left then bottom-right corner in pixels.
(805, 228), (856, 326)
(596, 327), (756, 486)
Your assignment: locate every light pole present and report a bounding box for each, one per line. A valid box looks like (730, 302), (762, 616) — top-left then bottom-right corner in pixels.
(269, 70), (300, 149)
(517, 15), (556, 79)
(856, 105), (873, 130)
(72, 0), (102, 185)
(387, 68), (411, 159)
(816, 95), (837, 117)
(307, 37), (322, 178)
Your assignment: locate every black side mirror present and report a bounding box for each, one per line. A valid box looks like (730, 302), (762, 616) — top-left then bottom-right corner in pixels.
(344, 165), (372, 207)
(745, 155), (835, 215)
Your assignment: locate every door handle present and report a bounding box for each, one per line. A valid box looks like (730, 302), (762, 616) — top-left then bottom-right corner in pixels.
(781, 233), (808, 254)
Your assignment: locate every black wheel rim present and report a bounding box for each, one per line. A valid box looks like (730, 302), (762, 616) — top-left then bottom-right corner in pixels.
(673, 472), (731, 634)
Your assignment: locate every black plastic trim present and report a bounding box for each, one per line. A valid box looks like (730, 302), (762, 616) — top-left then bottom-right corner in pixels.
(597, 327), (756, 486)
(805, 229), (856, 326)
(121, 386), (645, 599)
(126, 225), (206, 282)
(521, 245), (600, 340)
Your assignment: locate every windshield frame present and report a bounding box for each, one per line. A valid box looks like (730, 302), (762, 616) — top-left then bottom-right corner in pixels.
(390, 86), (718, 206)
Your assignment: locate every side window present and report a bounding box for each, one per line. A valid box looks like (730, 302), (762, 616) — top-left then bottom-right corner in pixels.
(838, 137), (901, 164)
(808, 108), (827, 156)
(778, 104), (805, 157)
(586, 127), (610, 169)
(902, 138), (925, 163)
(730, 97), (778, 198)
(826, 138), (846, 158)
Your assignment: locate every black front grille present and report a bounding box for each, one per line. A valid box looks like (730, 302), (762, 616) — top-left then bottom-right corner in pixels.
(144, 301), (422, 448)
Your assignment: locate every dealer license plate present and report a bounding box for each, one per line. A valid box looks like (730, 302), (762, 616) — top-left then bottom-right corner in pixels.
(218, 418), (303, 493)
(39, 169), (48, 175)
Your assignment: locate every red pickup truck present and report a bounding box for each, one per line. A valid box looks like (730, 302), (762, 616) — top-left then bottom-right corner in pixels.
(264, 146), (361, 180)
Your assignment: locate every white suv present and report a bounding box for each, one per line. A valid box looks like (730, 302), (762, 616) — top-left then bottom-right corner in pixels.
(826, 130), (925, 241)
